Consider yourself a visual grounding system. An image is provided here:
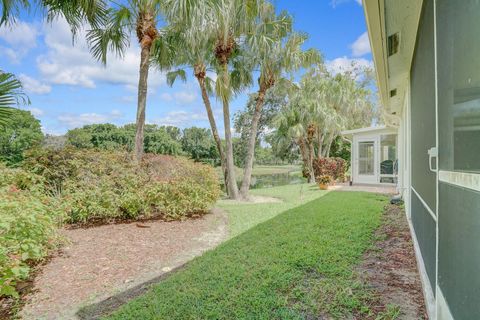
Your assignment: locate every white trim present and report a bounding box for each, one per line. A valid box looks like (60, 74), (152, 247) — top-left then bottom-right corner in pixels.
(439, 170), (480, 192)
(341, 125), (396, 136)
(411, 187), (437, 222)
(437, 286), (454, 320)
(407, 215), (437, 319)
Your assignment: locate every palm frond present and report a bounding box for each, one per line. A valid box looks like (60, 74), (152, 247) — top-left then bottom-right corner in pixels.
(86, 7), (131, 65)
(0, 70), (29, 127)
(166, 69), (187, 87)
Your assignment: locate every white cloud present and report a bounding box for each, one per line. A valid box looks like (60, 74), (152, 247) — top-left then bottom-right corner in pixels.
(119, 95), (135, 103)
(153, 110), (207, 127)
(27, 107), (44, 117)
(350, 32), (371, 57)
(0, 21), (38, 63)
(19, 74), (52, 94)
(37, 18), (165, 90)
(0, 21), (37, 48)
(174, 91), (196, 104)
(331, 0), (362, 7)
(326, 56), (373, 75)
(57, 110), (123, 129)
(160, 93), (173, 101)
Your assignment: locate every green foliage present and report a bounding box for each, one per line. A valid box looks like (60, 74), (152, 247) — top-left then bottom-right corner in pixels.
(181, 127), (218, 162)
(234, 88), (289, 166)
(330, 136), (351, 164)
(23, 148), (220, 224)
(65, 123), (183, 156)
(104, 192), (387, 319)
(317, 174), (332, 185)
(0, 166), (60, 298)
(0, 109), (43, 166)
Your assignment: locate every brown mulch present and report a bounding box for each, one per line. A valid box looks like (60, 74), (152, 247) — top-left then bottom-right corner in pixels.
(358, 204), (428, 319)
(16, 208), (227, 320)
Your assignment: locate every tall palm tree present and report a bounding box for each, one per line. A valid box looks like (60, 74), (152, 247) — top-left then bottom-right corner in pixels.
(239, 21), (321, 197)
(87, 0), (176, 160)
(207, 0), (272, 199)
(0, 70), (29, 126)
(159, 17), (229, 190)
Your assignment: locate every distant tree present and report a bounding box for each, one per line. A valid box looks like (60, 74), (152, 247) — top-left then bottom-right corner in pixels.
(43, 134), (67, 150)
(329, 136), (351, 164)
(181, 127), (217, 162)
(234, 87), (288, 166)
(0, 109), (43, 165)
(66, 123), (183, 155)
(143, 124), (182, 155)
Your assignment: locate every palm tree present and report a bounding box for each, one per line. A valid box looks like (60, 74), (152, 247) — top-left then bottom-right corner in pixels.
(206, 0), (270, 199)
(1, 0), (106, 34)
(87, 0), (176, 160)
(0, 70), (29, 126)
(159, 19), (230, 190)
(239, 21), (321, 197)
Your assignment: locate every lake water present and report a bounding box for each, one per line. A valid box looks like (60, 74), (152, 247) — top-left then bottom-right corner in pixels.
(248, 171), (306, 189)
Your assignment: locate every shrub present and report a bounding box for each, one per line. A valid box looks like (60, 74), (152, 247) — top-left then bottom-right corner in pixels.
(143, 155), (221, 219)
(22, 149), (221, 224)
(316, 175), (332, 185)
(312, 157), (347, 183)
(0, 167), (61, 298)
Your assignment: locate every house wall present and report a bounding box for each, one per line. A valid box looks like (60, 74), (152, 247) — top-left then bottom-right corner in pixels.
(401, 0), (480, 319)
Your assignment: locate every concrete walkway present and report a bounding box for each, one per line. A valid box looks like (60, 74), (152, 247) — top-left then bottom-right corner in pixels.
(332, 182), (397, 194)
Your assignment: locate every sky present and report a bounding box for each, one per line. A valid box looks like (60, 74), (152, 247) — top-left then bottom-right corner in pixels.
(0, 0), (372, 136)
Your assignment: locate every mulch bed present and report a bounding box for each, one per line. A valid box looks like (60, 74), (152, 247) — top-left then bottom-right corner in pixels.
(358, 203), (428, 319)
(3, 208), (227, 320)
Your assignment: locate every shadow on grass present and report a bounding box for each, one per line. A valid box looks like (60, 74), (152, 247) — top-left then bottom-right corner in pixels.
(76, 264), (185, 320)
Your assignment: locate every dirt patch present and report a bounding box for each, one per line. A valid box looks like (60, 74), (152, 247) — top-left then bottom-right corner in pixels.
(18, 208), (228, 320)
(221, 195), (282, 204)
(358, 204), (428, 319)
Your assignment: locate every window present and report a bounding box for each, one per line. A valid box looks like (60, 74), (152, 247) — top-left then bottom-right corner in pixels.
(437, 0), (480, 173)
(358, 141), (374, 175)
(380, 134), (397, 183)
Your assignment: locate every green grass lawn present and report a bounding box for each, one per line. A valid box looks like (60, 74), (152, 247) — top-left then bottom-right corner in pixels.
(104, 192), (387, 319)
(218, 183), (328, 237)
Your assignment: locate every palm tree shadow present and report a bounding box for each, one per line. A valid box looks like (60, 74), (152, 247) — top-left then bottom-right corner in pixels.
(76, 264), (186, 320)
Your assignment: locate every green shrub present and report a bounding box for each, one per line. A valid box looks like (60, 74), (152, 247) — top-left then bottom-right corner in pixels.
(23, 149), (221, 224)
(0, 184), (60, 297)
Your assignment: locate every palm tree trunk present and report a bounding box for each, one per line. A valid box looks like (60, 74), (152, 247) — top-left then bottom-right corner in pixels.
(195, 71), (228, 191)
(219, 64), (239, 200)
(307, 139), (315, 183)
(222, 98), (239, 199)
(325, 134), (335, 157)
(239, 88), (266, 198)
(135, 44), (151, 161)
(298, 137), (314, 183)
(317, 131), (323, 158)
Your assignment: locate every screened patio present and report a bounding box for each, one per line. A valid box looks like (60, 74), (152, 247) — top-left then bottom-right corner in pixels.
(342, 126), (398, 186)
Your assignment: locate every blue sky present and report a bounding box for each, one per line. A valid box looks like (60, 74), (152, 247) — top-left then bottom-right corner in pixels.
(0, 0), (372, 136)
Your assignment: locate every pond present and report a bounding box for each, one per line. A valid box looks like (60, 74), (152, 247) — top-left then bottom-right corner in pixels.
(248, 171), (306, 189)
